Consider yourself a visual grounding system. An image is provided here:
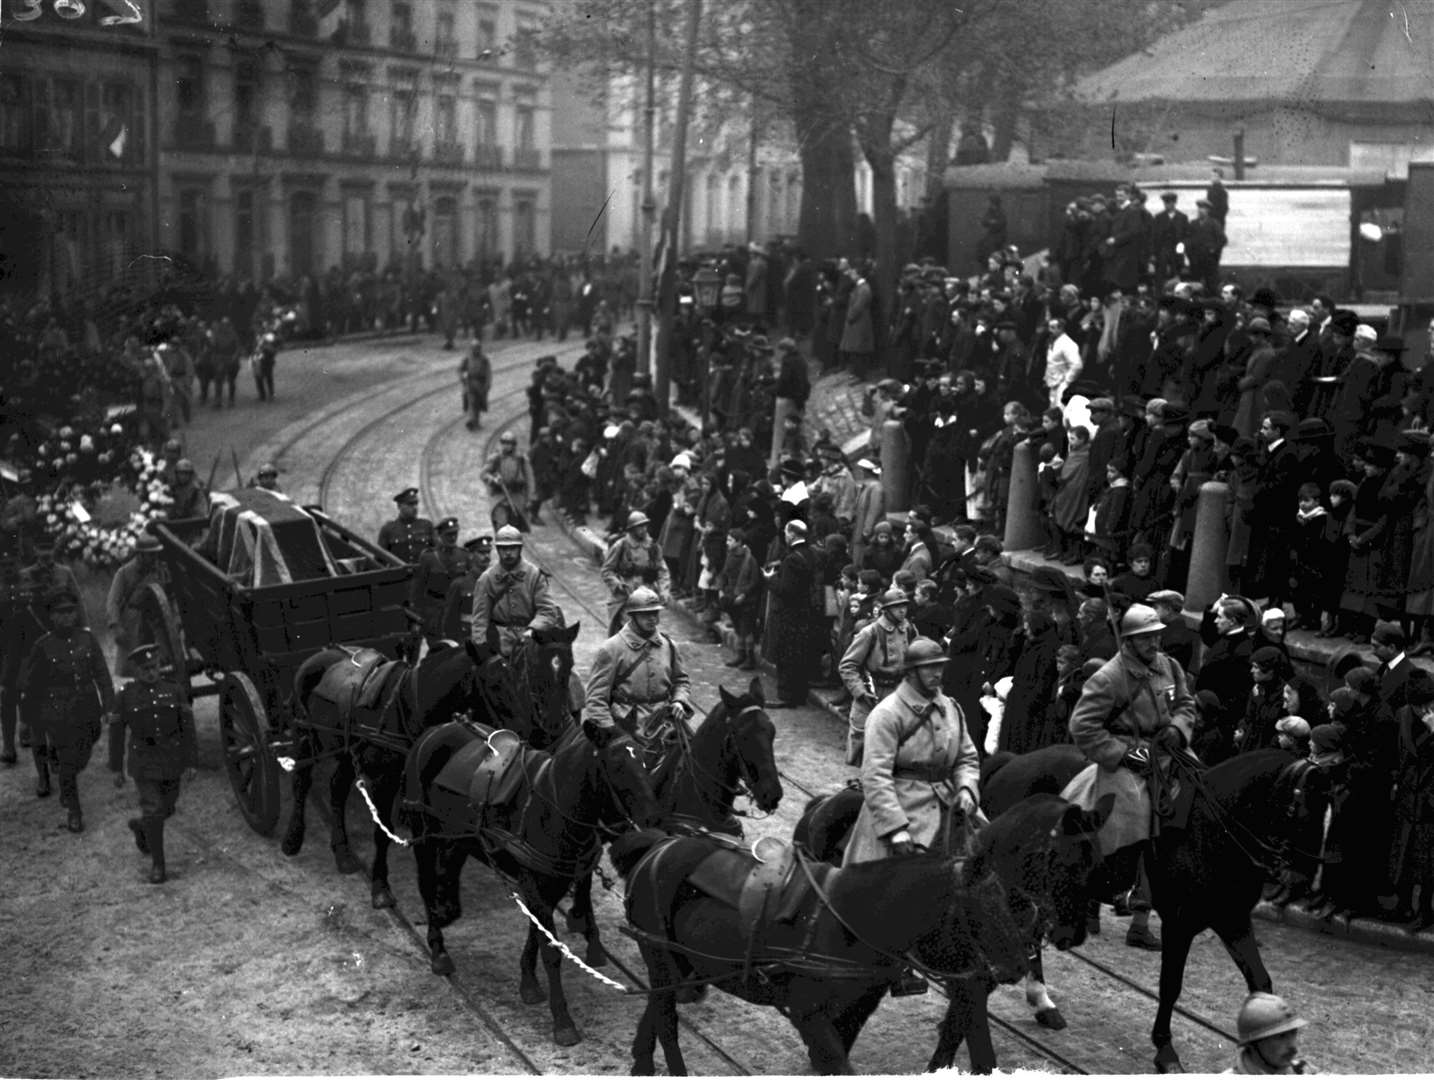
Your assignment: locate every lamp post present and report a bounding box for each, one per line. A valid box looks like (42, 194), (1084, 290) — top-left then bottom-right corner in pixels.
(692, 266), (720, 314)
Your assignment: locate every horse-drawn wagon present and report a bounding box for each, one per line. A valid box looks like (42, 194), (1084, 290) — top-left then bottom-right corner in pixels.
(148, 488), (414, 835)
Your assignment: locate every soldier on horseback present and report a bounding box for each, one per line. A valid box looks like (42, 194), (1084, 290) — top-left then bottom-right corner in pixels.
(469, 525), (561, 659)
(583, 587), (691, 743)
(1062, 602), (1196, 950)
(600, 511), (670, 635)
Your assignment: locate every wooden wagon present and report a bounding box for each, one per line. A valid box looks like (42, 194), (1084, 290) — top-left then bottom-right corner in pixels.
(149, 488), (414, 835)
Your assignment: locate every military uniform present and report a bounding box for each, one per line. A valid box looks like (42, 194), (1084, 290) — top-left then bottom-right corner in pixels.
(600, 532), (670, 633)
(469, 557), (561, 658)
(105, 548), (168, 676)
(377, 515), (436, 564)
(838, 611), (916, 765)
(167, 479), (208, 520)
(0, 569), (43, 760)
(19, 621), (114, 824)
(482, 447), (533, 524)
(23, 560), (85, 624)
(584, 623), (692, 737)
(412, 543), (475, 643)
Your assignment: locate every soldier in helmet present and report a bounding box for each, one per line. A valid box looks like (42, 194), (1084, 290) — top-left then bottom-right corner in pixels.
(482, 431), (535, 530)
(19, 588), (114, 831)
(600, 510), (670, 635)
(252, 463), (282, 492)
(1063, 602), (1196, 950)
(159, 438), (184, 486)
(470, 525), (561, 658)
(106, 533), (168, 677)
(166, 459), (208, 520)
(108, 643), (197, 884)
(838, 587), (917, 765)
(844, 637), (981, 866)
(459, 339), (491, 431)
(583, 586), (692, 742)
(1231, 992), (1310, 1074)
(441, 533), (492, 641)
(411, 516), (475, 649)
(377, 487), (435, 564)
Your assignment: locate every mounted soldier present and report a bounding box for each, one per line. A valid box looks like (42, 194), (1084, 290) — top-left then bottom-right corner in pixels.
(583, 586), (692, 743)
(376, 486), (435, 564)
(482, 431), (533, 531)
(838, 587), (917, 766)
(600, 510), (670, 635)
(411, 517), (475, 649)
(469, 525), (561, 659)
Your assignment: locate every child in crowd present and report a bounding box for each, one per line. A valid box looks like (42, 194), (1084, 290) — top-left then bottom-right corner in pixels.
(1111, 542), (1157, 602)
(1086, 458), (1132, 564)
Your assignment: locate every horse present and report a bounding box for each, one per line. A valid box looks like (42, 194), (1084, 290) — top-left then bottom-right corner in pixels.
(499, 623), (582, 751)
(281, 638), (507, 908)
(1146, 748), (1341, 1073)
(638, 678), (784, 833)
(790, 789), (1111, 1073)
(402, 718), (661, 1048)
(616, 792), (1108, 1076)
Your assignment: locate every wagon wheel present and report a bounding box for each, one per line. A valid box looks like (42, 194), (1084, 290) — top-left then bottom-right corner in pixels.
(219, 671), (281, 836)
(136, 583), (190, 703)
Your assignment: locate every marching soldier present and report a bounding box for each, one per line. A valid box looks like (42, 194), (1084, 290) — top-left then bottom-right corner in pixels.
(838, 587), (917, 766)
(411, 517), (475, 648)
(1, 556), (44, 765)
(23, 539), (84, 623)
(459, 340), (492, 430)
(583, 586), (692, 742)
(482, 431), (535, 530)
(106, 533), (168, 678)
(441, 534), (492, 641)
(600, 510), (670, 635)
(166, 459), (209, 520)
(470, 525), (562, 659)
(108, 643), (197, 884)
(19, 589), (115, 831)
(377, 487), (435, 564)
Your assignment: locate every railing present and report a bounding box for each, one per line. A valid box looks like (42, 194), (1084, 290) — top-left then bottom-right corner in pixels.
(513, 146), (541, 170)
(288, 123), (324, 155)
(232, 124), (272, 153)
(389, 27), (417, 51)
(433, 140), (464, 166)
(473, 144), (503, 170)
(174, 114), (215, 149)
(342, 131), (377, 157)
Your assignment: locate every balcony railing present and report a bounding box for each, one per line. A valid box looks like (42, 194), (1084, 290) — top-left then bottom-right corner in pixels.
(288, 123), (324, 155)
(233, 123), (272, 153)
(342, 131), (377, 157)
(513, 146), (541, 170)
(433, 140), (464, 166)
(235, 0), (264, 29)
(289, 8), (318, 35)
(434, 38), (458, 59)
(389, 27), (417, 51)
(174, 114), (215, 149)
(332, 19), (371, 45)
(473, 144), (503, 170)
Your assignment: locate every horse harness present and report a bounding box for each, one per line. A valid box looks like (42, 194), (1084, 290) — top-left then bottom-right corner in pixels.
(642, 703), (769, 833)
(304, 646), (426, 759)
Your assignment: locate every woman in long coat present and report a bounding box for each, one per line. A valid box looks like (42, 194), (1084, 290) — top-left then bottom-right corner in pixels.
(1050, 425), (1092, 558)
(998, 611), (1062, 755)
(1340, 444), (1395, 635)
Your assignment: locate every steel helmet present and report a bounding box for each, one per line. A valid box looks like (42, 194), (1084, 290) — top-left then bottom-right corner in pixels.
(1119, 603), (1165, 637)
(1235, 993), (1307, 1046)
(625, 510), (650, 531)
(499, 430), (518, 445)
(878, 587), (910, 610)
(494, 525), (524, 547)
(625, 586), (664, 614)
(902, 637), (949, 670)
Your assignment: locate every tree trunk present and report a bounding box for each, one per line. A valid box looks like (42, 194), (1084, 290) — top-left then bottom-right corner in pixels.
(924, 108), (955, 204)
(865, 143), (899, 375)
(794, 117), (856, 259)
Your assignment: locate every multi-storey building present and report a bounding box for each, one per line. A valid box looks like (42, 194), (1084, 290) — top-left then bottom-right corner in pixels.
(157, 0), (551, 280)
(0, 1), (159, 300)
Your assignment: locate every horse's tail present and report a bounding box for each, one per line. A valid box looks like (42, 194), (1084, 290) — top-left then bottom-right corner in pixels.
(609, 828), (669, 881)
(980, 750), (1017, 787)
(291, 646), (348, 722)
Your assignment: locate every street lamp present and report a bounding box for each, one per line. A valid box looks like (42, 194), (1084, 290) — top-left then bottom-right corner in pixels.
(692, 265), (721, 314)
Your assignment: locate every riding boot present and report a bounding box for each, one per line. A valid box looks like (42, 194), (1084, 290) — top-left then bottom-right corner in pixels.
(147, 820), (167, 884)
(34, 751), (50, 798)
(129, 817), (150, 855)
(1125, 911), (1161, 950)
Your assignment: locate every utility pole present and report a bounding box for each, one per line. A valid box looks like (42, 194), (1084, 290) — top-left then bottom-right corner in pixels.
(745, 93), (760, 244)
(654, 0), (701, 417)
(636, 0), (657, 377)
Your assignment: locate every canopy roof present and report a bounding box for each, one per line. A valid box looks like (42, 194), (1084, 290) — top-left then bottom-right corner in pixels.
(1075, 0), (1434, 110)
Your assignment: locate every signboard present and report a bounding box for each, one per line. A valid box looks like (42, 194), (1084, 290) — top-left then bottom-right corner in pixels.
(1159, 184), (1351, 268)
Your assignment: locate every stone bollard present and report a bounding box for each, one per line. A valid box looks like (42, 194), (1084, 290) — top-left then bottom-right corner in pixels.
(1002, 440), (1044, 552)
(880, 419), (909, 514)
(1184, 481), (1230, 618)
(770, 397), (796, 472)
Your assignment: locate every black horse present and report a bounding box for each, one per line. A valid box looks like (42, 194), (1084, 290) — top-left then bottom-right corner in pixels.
(791, 788), (1111, 1073)
(281, 638), (506, 907)
(498, 623), (582, 751)
(402, 718), (661, 1048)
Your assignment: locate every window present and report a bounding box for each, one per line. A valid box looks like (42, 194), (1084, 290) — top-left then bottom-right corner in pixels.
(178, 189), (208, 261)
(391, 71), (416, 153)
(343, 191), (369, 259)
(435, 6), (456, 55)
(49, 79), (83, 156)
(391, 1), (410, 33)
(234, 61), (259, 133)
(474, 96), (497, 145)
(513, 15), (537, 68)
(344, 81), (369, 137)
(101, 81), (137, 161)
(436, 93), (457, 143)
(103, 210), (132, 277)
(288, 191), (318, 275)
(513, 195), (535, 255)
(176, 57), (204, 118)
(291, 67), (317, 121)
(515, 104), (534, 150)
(0, 73), (31, 153)
(345, 0), (365, 25)
(234, 189), (255, 278)
(476, 4), (497, 56)
(476, 193), (497, 255)
(432, 195), (457, 267)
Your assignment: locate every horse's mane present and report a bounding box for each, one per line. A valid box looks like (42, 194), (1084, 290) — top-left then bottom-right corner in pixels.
(966, 792), (1072, 885)
(830, 853), (961, 944)
(1200, 749), (1299, 811)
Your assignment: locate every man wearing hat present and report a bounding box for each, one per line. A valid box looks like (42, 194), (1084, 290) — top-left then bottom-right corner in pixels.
(1332, 329), (1399, 456)
(441, 534), (492, 642)
(849, 457), (885, 568)
(482, 431), (536, 530)
(843, 637), (981, 866)
(105, 532), (167, 678)
(764, 519), (821, 708)
(166, 459), (208, 519)
(377, 487), (435, 565)
(23, 539), (83, 620)
(470, 525), (562, 660)
(1063, 602), (1195, 949)
(600, 510), (670, 636)
(411, 517), (476, 650)
(838, 587), (917, 765)
(1151, 192), (1189, 283)
(109, 643), (196, 883)
(583, 586), (691, 742)
(1147, 589), (1200, 674)
(1230, 992), (1310, 1074)
(1186, 197), (1226, 291)
(19, 588), (115, 829)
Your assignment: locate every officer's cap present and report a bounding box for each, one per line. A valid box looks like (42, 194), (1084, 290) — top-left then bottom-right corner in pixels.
(45, 587), (79, 612)
(437, 516), (459, 534)
(129, 643), (161, 665)
(393, 487), (420, 504)
(463, 537), (490, 552)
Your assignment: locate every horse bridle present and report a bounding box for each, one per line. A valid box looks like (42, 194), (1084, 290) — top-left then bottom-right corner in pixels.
(651, 702), (770, 819)
(1187, 756), (1329, 873)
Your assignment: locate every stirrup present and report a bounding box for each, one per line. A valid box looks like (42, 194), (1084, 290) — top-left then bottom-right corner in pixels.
(890, 967), (929, 997)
